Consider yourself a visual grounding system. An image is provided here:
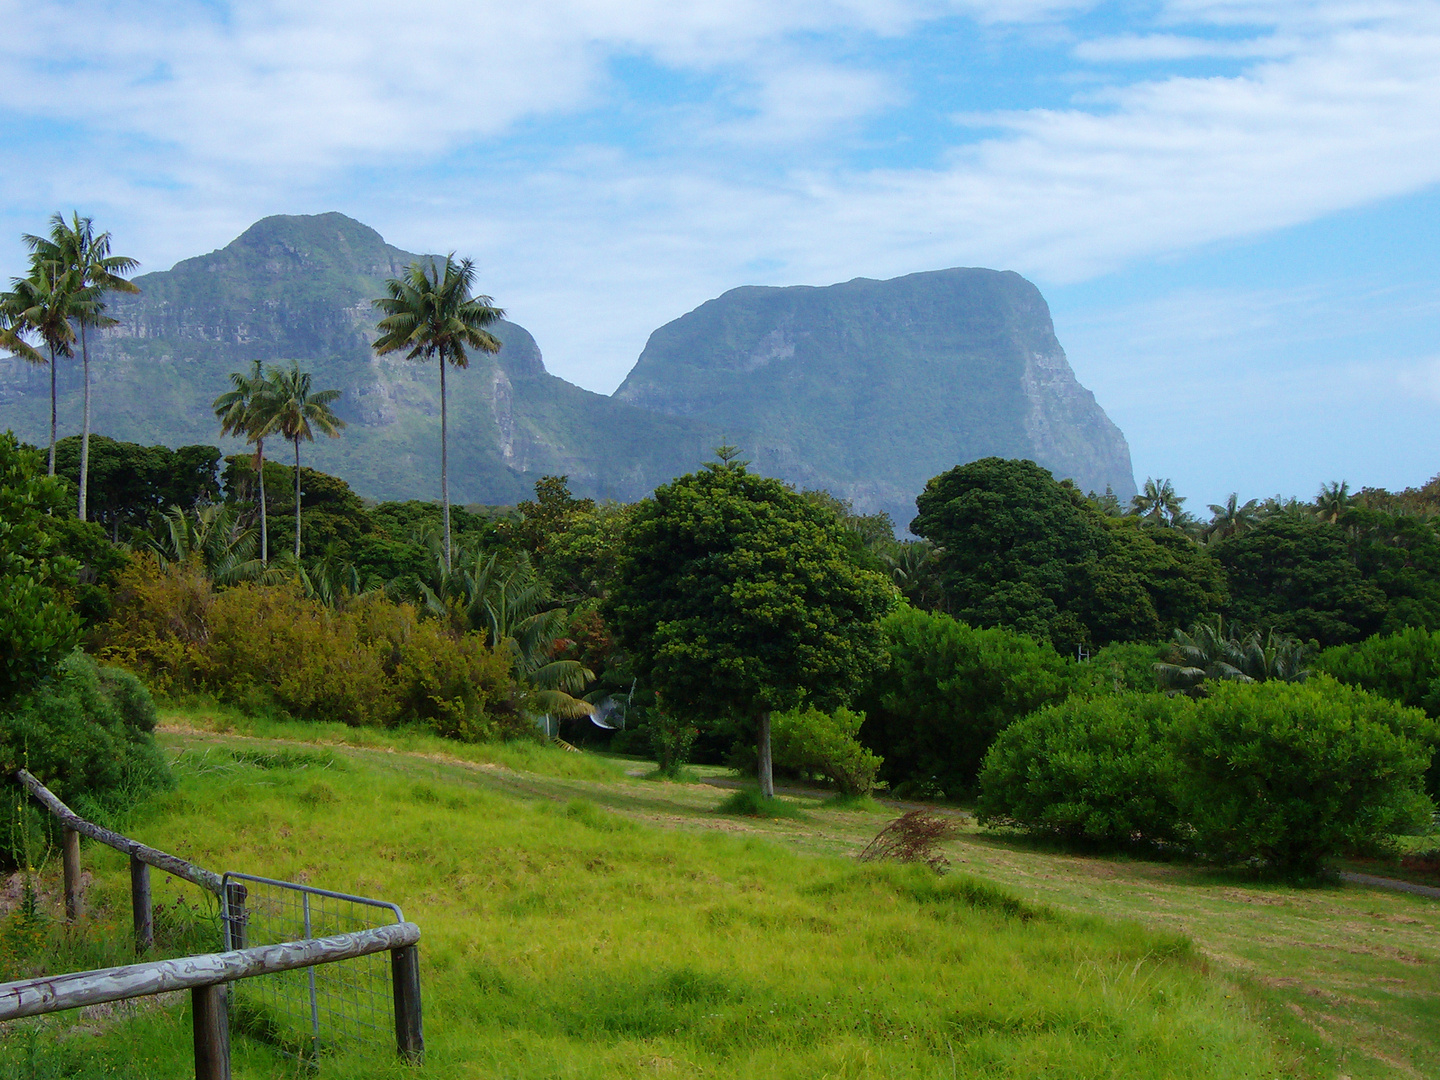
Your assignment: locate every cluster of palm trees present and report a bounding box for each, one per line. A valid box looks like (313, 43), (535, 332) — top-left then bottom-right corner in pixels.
(1155, 615), (1310, 694)
(0, 213), (139, 520)
(1123, 476), (1362, 543)
(212, 361), (345, 562)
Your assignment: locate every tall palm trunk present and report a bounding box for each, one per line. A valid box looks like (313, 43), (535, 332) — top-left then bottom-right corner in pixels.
(440, 355), (451, 573)
(47, 344), (56, 476)
(294, 436), (303, 559)
(257, 439), (269, 565)
(78, 323), (90, 520)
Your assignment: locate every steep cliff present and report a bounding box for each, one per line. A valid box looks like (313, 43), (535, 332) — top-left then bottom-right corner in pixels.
(614, 268), (1136, 526)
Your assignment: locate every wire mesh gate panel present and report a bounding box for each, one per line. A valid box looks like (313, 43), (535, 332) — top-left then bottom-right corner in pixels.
(222, 872), (404, 1062)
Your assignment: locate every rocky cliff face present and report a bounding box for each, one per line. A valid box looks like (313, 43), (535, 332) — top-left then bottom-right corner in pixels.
(615, 267), (1136, 528)
(0, 216), (1134, 523)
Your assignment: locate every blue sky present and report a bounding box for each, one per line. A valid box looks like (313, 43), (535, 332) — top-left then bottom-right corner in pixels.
(2, 0), (1437, 511)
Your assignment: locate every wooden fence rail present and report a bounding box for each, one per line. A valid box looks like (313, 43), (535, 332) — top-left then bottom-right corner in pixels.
(14, 767), (221, 952)
(0, 923), (424, 1078)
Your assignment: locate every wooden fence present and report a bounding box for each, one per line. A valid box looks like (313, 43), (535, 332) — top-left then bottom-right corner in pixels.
(6, 768), (424, 1077)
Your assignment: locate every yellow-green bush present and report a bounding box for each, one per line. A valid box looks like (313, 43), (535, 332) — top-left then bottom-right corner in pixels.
(100, 560), (516, 737)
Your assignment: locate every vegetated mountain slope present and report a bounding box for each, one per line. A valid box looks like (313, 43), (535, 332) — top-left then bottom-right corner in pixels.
(0, 212), (714, 504)
(614, 268), (1137, 526)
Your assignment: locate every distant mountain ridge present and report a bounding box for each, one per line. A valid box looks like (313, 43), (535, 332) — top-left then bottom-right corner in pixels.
(0, 212), (1135, 520)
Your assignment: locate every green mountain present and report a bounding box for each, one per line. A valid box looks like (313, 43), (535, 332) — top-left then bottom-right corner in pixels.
(0, 213), (715, 504)
(0, 213), (1134, 522)
(614, 269), (1136, 526)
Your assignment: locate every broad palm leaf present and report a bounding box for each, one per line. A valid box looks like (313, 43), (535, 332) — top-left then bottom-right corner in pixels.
(260, 363), (345, 559)
(372, 256), (503, 573)
(24, 214), (139, 519)
(213, 361), (278, 565)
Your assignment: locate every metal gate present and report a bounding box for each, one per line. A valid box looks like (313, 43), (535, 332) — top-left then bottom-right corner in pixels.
(222, 872), (406, 1061)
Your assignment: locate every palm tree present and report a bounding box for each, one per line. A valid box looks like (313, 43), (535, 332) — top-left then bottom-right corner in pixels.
(262, 363), (345, 559)
(373, 256), (503, 573)
(1314, 480), (1351, 524)
(213, 361), (279, 565)
(1129, 477), (1189, 528)
(1205, 493), (1260, 542)
(24, 214), (139, 520)
(7, 261), (86, 474)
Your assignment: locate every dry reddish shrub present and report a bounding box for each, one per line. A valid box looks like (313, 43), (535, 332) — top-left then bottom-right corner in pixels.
(858, 810), (957, 873)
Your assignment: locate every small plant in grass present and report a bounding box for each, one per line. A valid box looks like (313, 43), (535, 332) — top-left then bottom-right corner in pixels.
(650, 711), (699, 777)
(858, 810), (957, 873)
(715, 788), (807, 820)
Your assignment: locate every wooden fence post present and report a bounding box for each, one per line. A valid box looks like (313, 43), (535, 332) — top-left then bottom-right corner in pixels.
(391, 944), (423, 1061)
(130, 855), (153, 954)
(62, 827), (82, 922)
(191, 983), (231, 1080)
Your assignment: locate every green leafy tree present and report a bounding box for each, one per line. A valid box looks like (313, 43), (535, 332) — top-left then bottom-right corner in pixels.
(855, 605), (1073, 797)
(1314, 480), (1352, 524)
(373, 256), (503, 573)
(23, 213), (139, 521)
(214, 361), (278, 564)
(260, 363), (345, 559)
(1211, 518), (1386, 646)
(912, 458), (1225, 649)
(0, 432), (80, 702)
(606, 454), (893, 797)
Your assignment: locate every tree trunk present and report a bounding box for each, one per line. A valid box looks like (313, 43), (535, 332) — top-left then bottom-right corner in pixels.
(79, 324), (90, 520)
(294, 437), (302, 560)
(47, 345), (56, 476)
(257, 439), (268, 566)
(440, 356), (451, 574)
(757, 710), (774, 799)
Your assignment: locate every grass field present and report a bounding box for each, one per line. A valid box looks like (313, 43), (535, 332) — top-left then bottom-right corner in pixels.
(2, 707), (1437, 1079)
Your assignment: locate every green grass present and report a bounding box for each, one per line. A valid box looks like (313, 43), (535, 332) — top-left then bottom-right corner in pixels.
(8, 709), (1437, 1078)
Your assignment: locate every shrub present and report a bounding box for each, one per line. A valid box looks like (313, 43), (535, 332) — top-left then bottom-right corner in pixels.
(1174, 678), (1436, 873)
(1316, 628), (1440, 796)
(198, 582), (395, 726)
(856, 606), (1072, 797)
(100, 570), (518, 737)
(0, 652), (171, 866)
(348, 595), (517, 741)
(858, 810), (957, 872)
(976, 694), (1189, 846)
(771, 706), (882, 795)
(650, 712), (699, 776)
